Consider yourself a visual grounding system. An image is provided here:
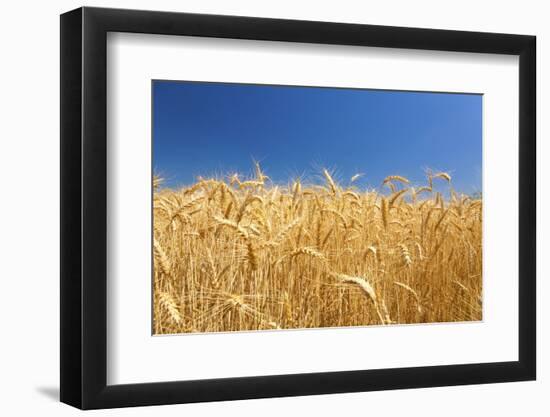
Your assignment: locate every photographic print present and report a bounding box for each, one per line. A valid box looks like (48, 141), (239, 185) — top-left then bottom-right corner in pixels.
(152, 81), (482, 335)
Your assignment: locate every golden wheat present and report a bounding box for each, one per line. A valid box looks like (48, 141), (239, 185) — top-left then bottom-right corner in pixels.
(153, 165), (482, 334)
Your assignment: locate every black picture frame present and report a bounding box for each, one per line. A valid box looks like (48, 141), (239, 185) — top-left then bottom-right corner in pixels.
(60, 6), (536, 410)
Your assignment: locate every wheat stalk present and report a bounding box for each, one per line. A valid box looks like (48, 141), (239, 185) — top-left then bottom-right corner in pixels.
(158, 291), (182, 324)
(153, 238), (171, 275)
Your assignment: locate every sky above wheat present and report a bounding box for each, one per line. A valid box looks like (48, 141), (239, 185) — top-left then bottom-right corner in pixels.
(153, 80), (482, 194)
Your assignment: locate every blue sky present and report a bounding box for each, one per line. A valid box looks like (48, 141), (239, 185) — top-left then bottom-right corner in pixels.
(153, 81), (482, 194)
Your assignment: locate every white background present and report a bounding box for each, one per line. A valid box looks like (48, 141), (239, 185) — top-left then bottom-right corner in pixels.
(108, 33), (519, 384)
(0, 0), (546, 416)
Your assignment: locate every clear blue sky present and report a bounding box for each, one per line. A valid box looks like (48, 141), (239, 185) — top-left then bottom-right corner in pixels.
(153, 80), (482, 194)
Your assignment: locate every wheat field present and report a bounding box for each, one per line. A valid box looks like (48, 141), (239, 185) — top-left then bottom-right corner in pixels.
(153, 163), (482, 335)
